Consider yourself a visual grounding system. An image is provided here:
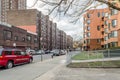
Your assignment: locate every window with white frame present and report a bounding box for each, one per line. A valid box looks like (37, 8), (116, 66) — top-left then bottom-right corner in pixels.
(105, 13), (108, 17)
(112, 19), (117, 27)
(104, 20), (108, 26)
(87, 20), (90, 24)
(104, 28), (108, 34)
(102, 12), (105, 17)
(87, 26), (90, 31)
(104, 36), (108, 41)
(111, 31), (118, 37)
(111, 9), (118, 15)
(87, 32), (90, 37)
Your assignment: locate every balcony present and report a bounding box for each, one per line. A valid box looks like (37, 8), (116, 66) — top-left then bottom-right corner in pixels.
(101, 24), (104, 28)
(101, 38), (104, 41)
(101, 31), (104, 35)
(101, 17), (104, 21)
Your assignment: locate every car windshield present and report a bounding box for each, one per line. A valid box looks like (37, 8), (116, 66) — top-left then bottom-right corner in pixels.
(0, 49), (3, 56)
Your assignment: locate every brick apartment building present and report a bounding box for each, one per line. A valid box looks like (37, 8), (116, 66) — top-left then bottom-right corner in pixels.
(67, 35), (73, 49)
(46, 16), (51, 50)
(40, 14), (48, 50)
(83, 8), (120, 50)
(6, 9), (69, 50)
(56, 28), (60, 49)
(63, 31), (67, 49)
(0, 1), (73, 51)
(6, 9), (45, 49)
(50, 22), (57, 50)
(0, 23), (38, 50)
(0, 0), (26, 22)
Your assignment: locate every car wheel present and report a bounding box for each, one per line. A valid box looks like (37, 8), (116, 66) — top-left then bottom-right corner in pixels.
(29, 58), (33, 63)
(5, 61), (13, 69)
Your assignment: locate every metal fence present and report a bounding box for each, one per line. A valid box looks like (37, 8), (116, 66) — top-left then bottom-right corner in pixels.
(66, 51), (80, 64)
(66, 49), (120, 67)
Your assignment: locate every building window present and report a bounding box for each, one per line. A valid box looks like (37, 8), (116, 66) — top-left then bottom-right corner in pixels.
(3, 30), (12, 40)
(98, 12), (100, 17)
(87, 32), (90, 37)
(84, 40), (86, 44)
(22, 37), (25, 42)
(108, 33), (111, 39)
(97, 26), (100, 31)
(111, 9), (118, 15)
(111, 31), (118, 37)
(111, 42), (118, 47)
(87, 13), (90, 18)
(105, 13), (108, 17)
(87, 39), (90, 44)
(87, 26), (90, 31)
(108, 23), (111, 30)
(104, 36), (108, 41)
(102, 12), (105, 17)
(112, 19), (117, 27)
(27, 35), (32, 42)
(97, 39), (101, 43)
(14, 36), (18, 41)
(84, 34), (87, 38)
(34, 38), (38, 43)
(108, 14), (111, 19)
(104, 28), (108, 34)
(104, 20), (108, 26)
(87, 20), (90, 24)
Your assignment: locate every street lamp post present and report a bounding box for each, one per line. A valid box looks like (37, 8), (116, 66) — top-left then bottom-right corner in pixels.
(40, 37), (43, 61)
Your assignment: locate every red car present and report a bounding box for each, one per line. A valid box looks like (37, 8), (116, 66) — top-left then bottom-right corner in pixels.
(0, 48), (33, 69)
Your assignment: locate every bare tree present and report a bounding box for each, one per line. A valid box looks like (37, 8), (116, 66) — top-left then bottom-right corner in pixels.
(29, 0), (120, 22)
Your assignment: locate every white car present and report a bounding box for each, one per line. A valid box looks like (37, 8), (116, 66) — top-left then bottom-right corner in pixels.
(60, 50), (66, 55)
(36, 50), (45, 55)
(51, 49), (61, 56)
(26, 49), (36, 55)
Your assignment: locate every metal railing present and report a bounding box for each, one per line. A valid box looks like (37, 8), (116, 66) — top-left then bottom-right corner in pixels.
(66, 49), (120, 67)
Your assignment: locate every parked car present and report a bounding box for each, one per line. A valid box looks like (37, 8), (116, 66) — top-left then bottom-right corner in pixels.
(51, 49), (61, 56)
(36, 50), (45, 55)
(26, 49), (36, 55)
(60, 50), (66, 55)
(45, 50), (51, 54)
(0, 48), (33, 69)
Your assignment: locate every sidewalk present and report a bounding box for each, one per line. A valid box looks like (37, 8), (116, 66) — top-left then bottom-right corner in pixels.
(72, 57), (120, 63)
(34, 56), (120, 80)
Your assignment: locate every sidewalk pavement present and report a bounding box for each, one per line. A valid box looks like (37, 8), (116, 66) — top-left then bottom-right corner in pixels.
(34, 55), (120, 80)
(72, 57), (120, 63)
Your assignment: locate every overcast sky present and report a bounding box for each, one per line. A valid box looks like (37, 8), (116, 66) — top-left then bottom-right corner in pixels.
(27, 0), (84, 41)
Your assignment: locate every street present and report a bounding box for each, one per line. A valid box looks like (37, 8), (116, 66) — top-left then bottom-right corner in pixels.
(0, 51), (120, 80)
(0, 52), (66, 80)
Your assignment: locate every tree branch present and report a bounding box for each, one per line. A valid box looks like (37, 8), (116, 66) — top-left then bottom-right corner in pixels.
(96, 0), (120, 10)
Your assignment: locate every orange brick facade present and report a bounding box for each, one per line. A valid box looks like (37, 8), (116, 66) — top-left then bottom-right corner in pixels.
(83, 8), (120, 50)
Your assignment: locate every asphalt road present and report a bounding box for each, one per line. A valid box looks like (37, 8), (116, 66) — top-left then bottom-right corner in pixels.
(0, 54), (66, 80)
(0, 51), (79, 80)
